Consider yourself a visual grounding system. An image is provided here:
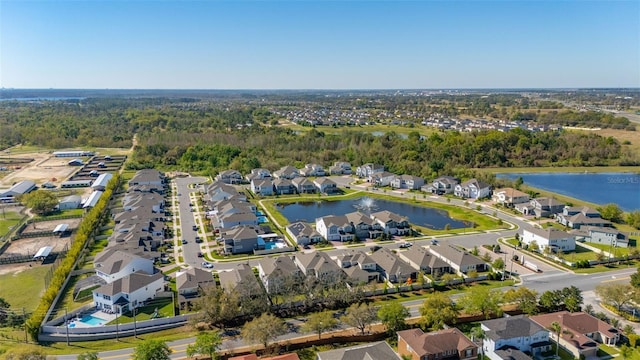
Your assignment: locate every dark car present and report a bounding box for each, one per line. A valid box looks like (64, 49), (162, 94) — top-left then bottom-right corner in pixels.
(195, 236), (203, 243)
(197, 252), (203, 258)
(182, 239), (187, 245)
(192, 225), (198, 231)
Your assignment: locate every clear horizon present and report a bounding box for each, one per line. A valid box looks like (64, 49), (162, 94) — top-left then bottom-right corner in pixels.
(1, 1), (638, 89)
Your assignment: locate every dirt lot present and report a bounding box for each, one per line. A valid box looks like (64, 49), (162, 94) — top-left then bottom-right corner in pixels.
(21, 218), (82, 234)
(0, 152), (79, 187)
(0, 235), (73, 259)
(0, 262), (47, 276)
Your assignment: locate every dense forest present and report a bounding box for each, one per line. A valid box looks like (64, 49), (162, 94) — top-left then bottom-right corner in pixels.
(0, 95), (637, 179)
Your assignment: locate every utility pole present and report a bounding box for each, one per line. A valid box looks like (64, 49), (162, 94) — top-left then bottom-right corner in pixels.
(133, 307), (137, 338)
(65, 308), (70, 346)
(22, 308), (27, 343)
(115, 310), (119, 342)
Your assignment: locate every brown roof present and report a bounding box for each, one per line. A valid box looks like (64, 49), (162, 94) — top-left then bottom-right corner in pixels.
(530, 311), (617, 349)
(397, 328), (476, 357)
(228, 355), (258, 360)
(263, 354), (300, 360)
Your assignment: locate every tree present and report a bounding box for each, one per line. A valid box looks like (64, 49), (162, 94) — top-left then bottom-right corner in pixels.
(620, 344), (632, 360)
(562, 286), (583, 312)
(539, 290), (562, 312)
(504, 286), (539, 315)
(77, 352), (98, 360)
(596, 283), (635, 312)
(193, 287), (239, 329)
(630, 267), (640, 288)
(241, 313), (287, 350)
(599, 203), (624, 223)
(377, 302), (410, 333)
(470, 326), (486, 359)
(549, 321), (562, 357)
(342, 303), (378, 335)
(303, 310), (338, 339)
(458, 287), (503, 319)
(0, 297), (11, 324)
(18, 190), (58, 215)
(492, 258), (505, 272)
(133, 339), (171, 360)
(514, 176), (524, 190)
(186, 331), (222, 360)
(627, 210), (640, 230)
(419, 292), (458, 330)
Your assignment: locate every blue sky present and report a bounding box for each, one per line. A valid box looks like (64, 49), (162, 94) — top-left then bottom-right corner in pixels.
(1, 1), (638, 89)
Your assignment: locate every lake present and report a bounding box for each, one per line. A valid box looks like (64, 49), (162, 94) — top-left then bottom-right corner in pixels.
(276, 197), (469, 230)
(497, 172), (640, 211)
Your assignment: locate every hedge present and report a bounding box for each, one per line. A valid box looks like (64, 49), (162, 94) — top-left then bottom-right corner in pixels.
(25, 173), (122, 341)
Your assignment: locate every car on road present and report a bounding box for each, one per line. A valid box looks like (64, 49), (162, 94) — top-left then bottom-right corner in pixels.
(197, 252), (203, 257)
(431, 239), (438, 245)
(195, 236), (203, 243)
(201, 261), (214, 269)
(192, 225), (198, 231)
(182, 239), (187, 245)
(399, 242), (413, 248)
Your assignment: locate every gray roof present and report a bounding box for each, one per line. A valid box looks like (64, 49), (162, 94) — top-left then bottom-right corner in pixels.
(401, 246), (448, 270)
(370, 210), (407, 224)
(217, 263), (260, 292)
(259, 255), (300, 278)
(60, 195), (82, 204)
(94, 271), (163, 296)
(286, 222), (320, 238)
(176, 268), (215, 292)
(368, 248), (415, 277)
(430, 244), (487, 268)
(316, 341), (401, 360)
(295, 251), (344, 276)
(525, 227), (573, 240)
(92, 173), (113, 188)
(83, 190), (103, 208)
(482, 315), (548, 341)
(494, 349), (533, 360)
(461, 178), (490, 189)
(94, 249), (144, 275)
(8, 180), (36, 195)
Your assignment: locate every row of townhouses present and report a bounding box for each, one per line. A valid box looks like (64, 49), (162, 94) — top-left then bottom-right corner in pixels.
(91, 169), (168, 315)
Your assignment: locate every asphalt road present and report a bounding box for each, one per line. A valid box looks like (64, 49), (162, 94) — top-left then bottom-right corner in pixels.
(51, 176), (636, 359)
(174, 177), (207, 268)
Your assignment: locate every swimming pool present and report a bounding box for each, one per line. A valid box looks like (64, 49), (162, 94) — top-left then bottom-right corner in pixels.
(257, 216), (269, 223)
(256, 211), (265, 216)
(79, 315), (106, 326)
(264, 241), (285, 250)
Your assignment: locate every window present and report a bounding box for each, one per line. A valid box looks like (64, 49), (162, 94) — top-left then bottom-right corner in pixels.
(466, 349), (473, 357)
(103, 295), (111, 300)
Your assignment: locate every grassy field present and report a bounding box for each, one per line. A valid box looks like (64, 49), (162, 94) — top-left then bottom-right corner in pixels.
(0, 210), (23, 237)
(283, 122), (437, 137)
(573, 128), (640, 159)
(563, 244), (597, 262)
(106, 298), (174, 325)
(0, 264), (51, 311)
(585, 241), (634, 257)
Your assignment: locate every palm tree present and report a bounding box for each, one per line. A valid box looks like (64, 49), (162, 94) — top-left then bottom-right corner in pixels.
(470, 326), (486, 359)
(550, 321), (562, 357)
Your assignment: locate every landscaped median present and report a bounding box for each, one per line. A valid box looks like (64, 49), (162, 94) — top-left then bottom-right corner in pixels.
(25, 173), (122, 342)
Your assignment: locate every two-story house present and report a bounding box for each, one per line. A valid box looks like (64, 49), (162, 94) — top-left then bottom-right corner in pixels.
(429, 244), (488, 274)
(273, 165), (300, 180)
(94, 250), (155, 284)
(481, 315), (552, 360)
(390, 174), (425, 190)
(299, 163), (326, 177)
(257, 255), (303, 294)
(557, 206), (612, 229)
(333, 249), (379, 283)
(492, 188), (529, 208)
(273, 178), (297, 195)
(527, 197), (565, 217)
(220, 225), (262, 254)
(250, 178), (274, 196)
(399, 246), (451, 277)
(92, 271), (164, 315)
(369, 248), (416, 284)
(398, 328), (477, 360)
(424, 176), (460, 195)
(355, 163), (384, 178)
(370, 171), (397, 187)
(328, 161), (352, 175)
(286, 222), (323, 246)
(315, 215), (355, 242)
(314, 177), (338, 194)
(454, 179), (491, 200)
(370, 210), (410, 236)
(245, 168), (272, 182)
(521, 227), (576, 253)
(294, 251), (345, 282)
(215, 169), (244, 184)
(292, 177), (317, 194)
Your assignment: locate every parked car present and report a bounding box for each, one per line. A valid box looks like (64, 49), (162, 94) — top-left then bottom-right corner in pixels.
(192, 225), (198, 231)
(195, 236), (202, 243)
(201, 261), (214, 269)
(197, 252), (203, 258)
(431, 239), (439, 245)
(399, 242), (413, 248)
(182, 239), (187, 245)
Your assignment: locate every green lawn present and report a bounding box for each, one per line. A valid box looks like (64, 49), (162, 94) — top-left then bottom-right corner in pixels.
(0, 264), (51, 311)
(0, 210), (23, 237)
(88, 239), (109, 256)
(34, 208), (84, 220)
(479, 165), (640, 174)
(563, 244), (597, 262)
(106, 297), (175, 325)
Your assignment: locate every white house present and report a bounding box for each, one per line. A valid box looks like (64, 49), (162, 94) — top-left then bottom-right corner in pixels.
(522, 227), (576, 253)
(390, 175), (425, 190)
(286, 222), (323, 246)
(370, 171), (396, 187)
(313, 177), (338, 193)
(250, 178), (273, 196)
(454, 179), (491, 200)
(481, 315), (552, 360)
(93, 250), (155, 284)
(315, 215), (355, 242)
(92, 271), (164, 315)
(299, 163), (325, 177)
(355, 163), (384, 178)
(58, 195), (82, 210)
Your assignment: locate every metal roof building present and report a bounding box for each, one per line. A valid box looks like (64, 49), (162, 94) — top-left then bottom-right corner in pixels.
(83, 191), (104, 209)
(53, 150), (94, 157)
(0, 180), (36, 199)
(91, 173), (113, 191)
(33, 246), (53, 260)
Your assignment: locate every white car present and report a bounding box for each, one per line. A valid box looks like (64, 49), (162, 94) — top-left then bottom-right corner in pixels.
(201, 261), (214, 269)
(399, 242), (413, 248)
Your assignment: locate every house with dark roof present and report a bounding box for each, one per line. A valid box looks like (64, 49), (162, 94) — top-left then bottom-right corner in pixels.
(454, 178), (491, 200)
(557, 206), (611, 229)
(220, 225), (262, 254)
(176, 268), (215, 297)
(128, 169), (164, 187)
(329, 161), (352, 175)
(429, 244), (488, 274)
(522, 227), (576, 253)
(286, 222), (323, 246)
(399, 246), (451, 276)
(368, 248), (416, 284)
(92, 271), (164, 315)
(245, 168), (271, 182)
(576, 226), (629, 248)
(300, 163), (325, 177)
(345, 212), (381, 239)
(481, 315), (552, 360)
(397, 328), (477, 360)
(333, 249), (379, 284)
(370, 171), (397, 187)
(257, 255), (302, 294)
(526, 197), (565, 217)
(273, 178), (296, 195)
(317, 341), (401, 360)
(531, 311), (620, 358)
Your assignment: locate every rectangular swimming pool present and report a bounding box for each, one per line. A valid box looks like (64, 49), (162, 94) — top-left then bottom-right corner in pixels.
(79, 315), (106, 326)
